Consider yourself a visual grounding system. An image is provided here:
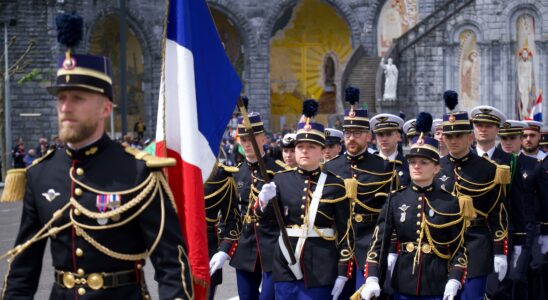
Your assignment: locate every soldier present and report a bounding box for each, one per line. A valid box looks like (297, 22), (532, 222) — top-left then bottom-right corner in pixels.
(280, 133), (297, 169)
(257, 101), (353, 299)
(360, 132), (467, 300)
(438, 91), (509, 299)
(541, 127), (548, 153)
(324, 86), (394, 291)
(1, 13), (193, 299)
(497, 120), (544, 299)
(370, 113), (410, 188)
(205, 162), (241, 299)
(403, 119), (418, 146)
(229, 113), (285, 300)
(432, 118), (447, 157)
(323, 128), (344, 162)
(470, 106), (529, 300)
(521, 121), (547, 160)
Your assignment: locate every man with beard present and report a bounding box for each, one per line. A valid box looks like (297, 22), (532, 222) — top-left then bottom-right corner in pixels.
(229, 113), (285, 300)
(521, 121), (547, 160)
(324, 86), (394, 294)
(437, 91), (508, 299)
(1, 13), (193, 300)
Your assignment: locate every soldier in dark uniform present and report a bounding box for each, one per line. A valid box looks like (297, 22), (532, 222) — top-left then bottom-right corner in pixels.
(497, 120), (545, 299)
(280, 133), (297, 169)
(1, 13), (193, 300)
(257, 103), (353, 299)
(469, 106), (530, 300)
(323, 87), (394, 291)
(229, 113), (284, 300)
(323, 128), (344, 162)
(370, 113), (410, 188)
(432, 119), (447, 158)
(403, 119), (418, 146)
(205, 162), (241, 299)
(438, 92), (509, 299)
(521, 121), (547, 160)
(361, 134), (467, 300)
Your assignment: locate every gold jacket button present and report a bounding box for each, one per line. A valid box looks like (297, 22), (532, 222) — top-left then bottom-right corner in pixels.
(300, 205), (305, 209)
(78, 287), (86, 295)
(74, 188), (83, 196)
(417, 205), (422, 209)
(76, 168), (84, 176)
(416, 221), (421, 226)
(300, 214), (304, 219)
(77, 268), (85, 276)
(75, 248), (84, 257)
(416, 230), (420, 234)
(73, 209), (81, 216)
(416, 213), (421, 218)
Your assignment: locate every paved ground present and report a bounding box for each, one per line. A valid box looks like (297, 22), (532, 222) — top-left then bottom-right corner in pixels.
(0, 201), (239, 299)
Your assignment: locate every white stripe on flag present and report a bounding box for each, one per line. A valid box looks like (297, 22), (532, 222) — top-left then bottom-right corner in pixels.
(157, 39), (217, 182)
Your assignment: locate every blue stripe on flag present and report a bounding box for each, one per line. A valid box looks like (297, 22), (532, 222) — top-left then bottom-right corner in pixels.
(167, 0), (242, 158)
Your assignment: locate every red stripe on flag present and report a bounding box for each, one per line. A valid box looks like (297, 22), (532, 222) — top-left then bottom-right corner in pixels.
(156, 140), (210, 299)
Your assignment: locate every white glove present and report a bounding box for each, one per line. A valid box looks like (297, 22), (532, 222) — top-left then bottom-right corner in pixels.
(331, 276), (348, 300)
(442, 279), (461, 300)
(539, 235), (548, 254)
(512, 245), (522, 269)
(360, 277), (381, 300)
(387, 253), (398, 276)
(209, 251), (230, 276)
(258, 182), (277, 209)
(493, 255), (508, 281)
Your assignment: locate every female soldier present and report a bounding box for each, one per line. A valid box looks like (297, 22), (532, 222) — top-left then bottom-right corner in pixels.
(360, 113), (470, 300)
(258, 100), (353, 300)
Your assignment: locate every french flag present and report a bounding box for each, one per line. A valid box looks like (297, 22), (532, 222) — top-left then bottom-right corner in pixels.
(155, 0), (242, 298)
(527, 90), (543, 122)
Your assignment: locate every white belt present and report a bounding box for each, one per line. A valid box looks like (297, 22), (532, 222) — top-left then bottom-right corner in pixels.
(286, 227), (335, 238)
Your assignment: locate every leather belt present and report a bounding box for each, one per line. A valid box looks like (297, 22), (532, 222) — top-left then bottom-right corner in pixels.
(55, 269), (140, 290)
(466, 218), (487, 227)
(286, 227), (335, 238)
(353, 213), (378, 223)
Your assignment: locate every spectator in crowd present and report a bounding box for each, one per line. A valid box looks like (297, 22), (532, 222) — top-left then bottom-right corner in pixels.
(35, 138), (49, 157)
(133, 118), (146, 140)
(23, 149), (37, 167)
(12, 139), (26, 168)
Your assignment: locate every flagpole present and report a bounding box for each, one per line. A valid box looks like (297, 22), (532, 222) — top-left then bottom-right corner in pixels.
(159, 0), (169, 159)
(236, 97), (297, 265)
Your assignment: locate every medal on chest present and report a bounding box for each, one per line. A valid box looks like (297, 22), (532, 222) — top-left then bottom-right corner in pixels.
(96, 194), (122, 225)
(398, 204), (410, 223)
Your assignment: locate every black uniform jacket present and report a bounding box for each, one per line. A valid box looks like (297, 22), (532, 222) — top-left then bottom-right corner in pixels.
(485, 148), (529, 246)
(3, 134), (193, 300)
(204, 163), (241, 285)
(229, 156), (284, 273)
(365, 182), (467, 296)
(378, 151), (410, 189)
(264, 167), (353, 287)
(538, 156), (548, 234)
(438, 151), (508, 278)
(324, 151), (393, 269)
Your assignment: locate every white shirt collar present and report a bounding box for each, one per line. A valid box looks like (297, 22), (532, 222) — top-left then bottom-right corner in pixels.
(476, 146), (496, 159)
(379, 150), (398, 161)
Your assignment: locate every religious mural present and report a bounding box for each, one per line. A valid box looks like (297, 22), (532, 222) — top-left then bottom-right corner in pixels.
(377, 0), (418, 57)
(515, 14), (539, 120)
(89, 14), (144, 133)
(270, 0), (352, 131)
(458, 30), (480, 112)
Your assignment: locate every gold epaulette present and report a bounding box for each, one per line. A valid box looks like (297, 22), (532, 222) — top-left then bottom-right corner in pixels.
(494, 164), (511, 185)
(275, 159), (292, 170)
(458, 195), (477, 219)
(1, 148), (56, 203)
(219, 163), (239, 173)
(343, 178), (358, 199)
(124, 146), (176, 168)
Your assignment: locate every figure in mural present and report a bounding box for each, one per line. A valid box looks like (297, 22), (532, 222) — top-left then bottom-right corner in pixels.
(517, 47), (534, 117)
(458, 30), (480, 112)
(377, 0), (418, 56)
(380, 58), (398, 100)
(515, 14), (538, 120)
